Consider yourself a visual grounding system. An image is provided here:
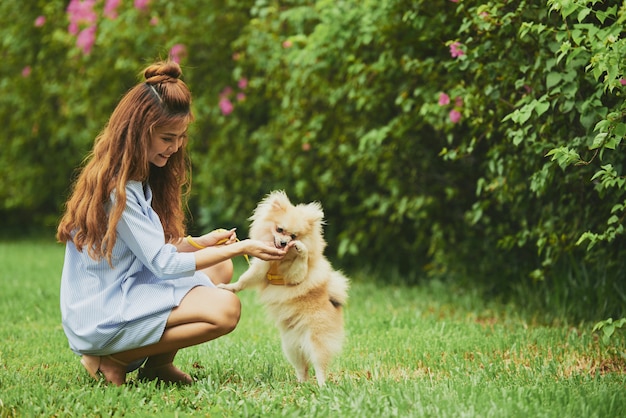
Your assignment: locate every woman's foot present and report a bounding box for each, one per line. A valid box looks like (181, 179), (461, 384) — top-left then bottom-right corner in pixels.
(80, 355), (128, 386)
(138, 363), (193, 385)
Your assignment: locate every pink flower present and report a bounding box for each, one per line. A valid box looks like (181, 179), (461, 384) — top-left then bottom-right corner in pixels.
(34, 16), (46, 27)
(620, 78), (626, 86)
(169, 43), (187, 63)
(134, 0), (150, 10)
(449, 41), (465, 58)
(455, 96), (464, 107)
(238, 78), (248, 90)
(76, 25), (96, 55)
(449, 109), (462, 124)
(302, 142), (311, 151)
(450, 0), (459, 2)
(104, 0), (121, 19)
(236, 92), (246, 102)
(67, 0), (97, 25)
(68, 22), (78, 36)
(219, 97), (234, 115)
(438, 92), (450, 106)
(150, 16), (159, 25)
(282, 40), (293, 49)
(67, 0), (97, 35)
(21, 66), (32, 77)
(220, 86), (233, 97)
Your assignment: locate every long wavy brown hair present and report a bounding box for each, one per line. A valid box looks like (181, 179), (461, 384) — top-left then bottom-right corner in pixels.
(57, 61), (194, 264)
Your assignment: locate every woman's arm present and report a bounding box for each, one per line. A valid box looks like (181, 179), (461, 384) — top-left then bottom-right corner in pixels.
(118, 183), (287, 275)
(175, 229), (237, 253)
(193, 239), (288, 271)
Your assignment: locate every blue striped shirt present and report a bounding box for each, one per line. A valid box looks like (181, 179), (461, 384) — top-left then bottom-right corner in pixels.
(60, 181), (213, 355)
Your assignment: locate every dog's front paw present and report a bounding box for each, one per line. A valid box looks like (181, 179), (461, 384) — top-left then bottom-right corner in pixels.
(217, 283), (240, 293)
(292, 240), (308, 255)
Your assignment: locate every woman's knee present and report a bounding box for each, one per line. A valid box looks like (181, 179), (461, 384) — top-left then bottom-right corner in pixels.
(217, 290), (241, 334)
(168, 286), (240, 331)
(221, 259), (234, 284)
(202, 260), (234, 285)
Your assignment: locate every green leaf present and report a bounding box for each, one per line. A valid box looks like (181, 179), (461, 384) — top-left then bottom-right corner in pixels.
(594, 119), (611, 132)
(577, 8), (591, 23)
(614, 123), (626, 139)
(560, 0), (578, 19)
(545, 147), (581, 168)
(546, 72), (562, 89)
(534, 100), (550, 116)
(605, 136), (619, 150)
(590, 133), (607, 149)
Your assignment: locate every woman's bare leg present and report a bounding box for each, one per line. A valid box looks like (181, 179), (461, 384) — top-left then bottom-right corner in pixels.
(201, 259), (234, 285)
(97, 285), (241, 385)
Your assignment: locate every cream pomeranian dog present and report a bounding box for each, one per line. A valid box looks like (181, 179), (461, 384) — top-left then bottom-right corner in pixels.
(218, 191), (349, 386)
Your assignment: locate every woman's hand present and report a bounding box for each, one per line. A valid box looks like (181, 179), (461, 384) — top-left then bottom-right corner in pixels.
(197, 228), (237, 248)
(241, 239), (291, 261)
(192, 237), (291, 271)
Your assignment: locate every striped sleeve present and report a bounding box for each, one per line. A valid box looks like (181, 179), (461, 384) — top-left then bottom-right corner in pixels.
(116, 182), (196, 280)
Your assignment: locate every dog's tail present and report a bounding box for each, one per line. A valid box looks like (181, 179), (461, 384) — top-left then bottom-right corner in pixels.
(328, 270), (350, 307)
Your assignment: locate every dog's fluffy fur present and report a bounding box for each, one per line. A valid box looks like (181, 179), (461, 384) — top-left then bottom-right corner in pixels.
(218, 191), (349, 386)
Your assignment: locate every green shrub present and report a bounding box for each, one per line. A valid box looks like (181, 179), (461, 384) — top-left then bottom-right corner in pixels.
(196, 0), (624, 287)
(193, 0), (626, 317)
(0, 0), (251, 229)
(1, 0), (625, 318)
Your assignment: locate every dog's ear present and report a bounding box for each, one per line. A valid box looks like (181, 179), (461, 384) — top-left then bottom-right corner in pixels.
(251, 190), (290, 221)
(268, 190), (291, 212)
(301, 201), (324, 225)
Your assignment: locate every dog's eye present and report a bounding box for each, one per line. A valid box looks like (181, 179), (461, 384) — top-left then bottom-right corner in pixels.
(291, 234), (297, 240)
(276, 227), (284, 233)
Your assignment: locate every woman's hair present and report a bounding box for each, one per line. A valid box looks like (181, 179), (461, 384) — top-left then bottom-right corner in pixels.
(57, 61), (194, 264)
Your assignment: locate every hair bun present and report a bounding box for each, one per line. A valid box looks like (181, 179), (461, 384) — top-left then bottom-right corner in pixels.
(144, 61), (182, 83)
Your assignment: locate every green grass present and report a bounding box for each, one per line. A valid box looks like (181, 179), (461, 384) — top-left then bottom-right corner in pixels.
(1, 239), (625, 417)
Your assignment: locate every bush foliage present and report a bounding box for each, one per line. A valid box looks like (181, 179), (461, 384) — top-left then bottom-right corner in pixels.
(1, 0), (625, 316)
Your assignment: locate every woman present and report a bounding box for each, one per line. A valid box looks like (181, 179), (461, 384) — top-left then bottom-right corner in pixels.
(56, 61), (287, 386)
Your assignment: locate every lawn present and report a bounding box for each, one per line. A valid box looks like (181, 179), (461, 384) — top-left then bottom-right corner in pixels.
(0, 239), (624, 417)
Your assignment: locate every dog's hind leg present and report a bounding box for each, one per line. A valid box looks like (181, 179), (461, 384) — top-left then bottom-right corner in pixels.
(308, 334), (337, 386)
(281, 339), (309, 383)
(310, 353), (329, 386)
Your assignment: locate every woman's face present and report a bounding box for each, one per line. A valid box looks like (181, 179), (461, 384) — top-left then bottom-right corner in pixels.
(148, 120), (188, 167)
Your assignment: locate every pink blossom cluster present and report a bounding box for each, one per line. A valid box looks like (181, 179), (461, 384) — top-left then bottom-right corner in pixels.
(34, 16), (46, 27)
(169, 44), (187, 64)
(438, 92), (463, 124)
(65, 0), (151, 55)
(104, 0), (121, 19)
(134, 0), (151, 11)
(449, 41), (465, 58)
(218, 78), (248, 116)
(66, 0), (97, 54)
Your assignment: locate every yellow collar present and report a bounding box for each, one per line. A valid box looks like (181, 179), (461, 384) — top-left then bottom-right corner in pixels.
(266, 263), (286, 285)
(266, 263), (298, 286)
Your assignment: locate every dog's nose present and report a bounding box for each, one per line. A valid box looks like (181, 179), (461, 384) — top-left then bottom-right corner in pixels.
(279, 240), (288, 248)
